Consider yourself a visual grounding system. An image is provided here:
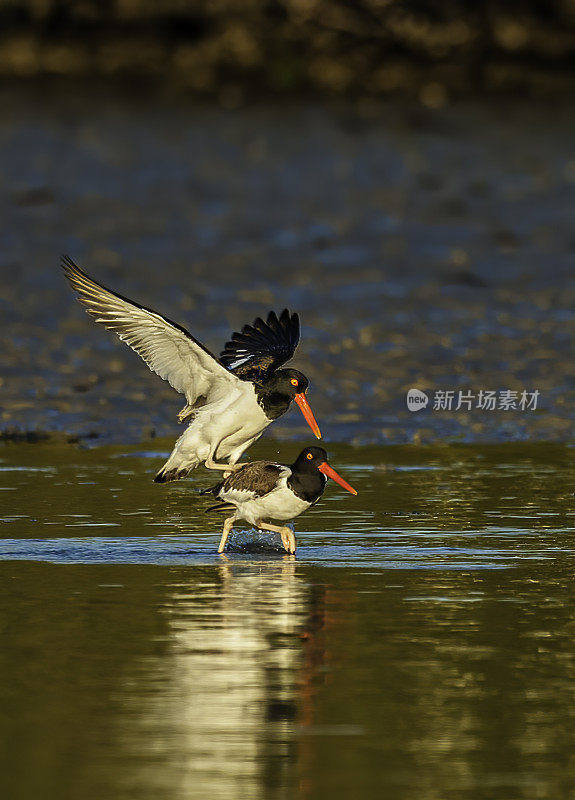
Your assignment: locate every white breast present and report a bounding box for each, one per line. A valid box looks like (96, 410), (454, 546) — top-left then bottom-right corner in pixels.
(213, 384), (270, 458)
(171, 382), (269, 467)
(235, 477), (311, 527)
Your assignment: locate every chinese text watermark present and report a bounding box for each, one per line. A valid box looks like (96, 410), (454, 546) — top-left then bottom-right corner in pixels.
(407, 389), (540, 413)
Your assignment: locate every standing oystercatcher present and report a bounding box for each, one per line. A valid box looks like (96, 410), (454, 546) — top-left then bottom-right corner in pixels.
(62, 257), (321, 481)
(204, 446), (357, 554)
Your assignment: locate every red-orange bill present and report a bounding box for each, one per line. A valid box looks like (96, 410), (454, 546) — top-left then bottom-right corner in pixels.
(294, 393), (321, 439)
(318, 462), (358, 495)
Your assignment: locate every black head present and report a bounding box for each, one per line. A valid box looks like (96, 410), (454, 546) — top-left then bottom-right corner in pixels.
(293, 446), (328, 469)
(268, 368), (309, 398)
(255, 369), (321, 437)
(292, 447), (357, 495)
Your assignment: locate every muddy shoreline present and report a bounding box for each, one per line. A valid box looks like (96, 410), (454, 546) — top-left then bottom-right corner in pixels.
(1, 88), (574, 447)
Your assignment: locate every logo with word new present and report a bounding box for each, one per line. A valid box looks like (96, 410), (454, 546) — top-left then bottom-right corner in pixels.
(406, 389), (429, 412)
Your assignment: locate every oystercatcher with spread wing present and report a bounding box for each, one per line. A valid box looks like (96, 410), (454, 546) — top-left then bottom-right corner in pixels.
(62, 257), (321, 481)
(204, 446), (357, 554)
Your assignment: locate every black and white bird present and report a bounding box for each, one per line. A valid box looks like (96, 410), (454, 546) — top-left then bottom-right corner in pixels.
(62, 257), (321, 481)
(204, 446), (357, 554)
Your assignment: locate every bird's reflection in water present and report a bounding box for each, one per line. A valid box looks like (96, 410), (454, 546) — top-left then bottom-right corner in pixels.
(120, 558), (325, 799)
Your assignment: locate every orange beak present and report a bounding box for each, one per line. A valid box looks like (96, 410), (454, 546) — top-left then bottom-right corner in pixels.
(294, 392), (321, 439)
(318, 462), (358, 495)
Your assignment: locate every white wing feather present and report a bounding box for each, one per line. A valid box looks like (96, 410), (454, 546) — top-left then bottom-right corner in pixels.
(63, 258), (238, 407)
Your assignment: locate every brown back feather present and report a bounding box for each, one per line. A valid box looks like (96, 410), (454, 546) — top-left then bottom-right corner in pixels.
(221, 461), (284, 497)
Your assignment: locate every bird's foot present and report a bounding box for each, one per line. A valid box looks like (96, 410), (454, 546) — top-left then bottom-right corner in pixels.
(281, 528), (297, 555)
(257, 520), (296, 555)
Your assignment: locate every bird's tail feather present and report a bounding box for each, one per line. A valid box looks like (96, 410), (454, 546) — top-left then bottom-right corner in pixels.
(205, 502), (235, 513)
(154, 455), (201, 483)
(154, 467), (190, 483)
(199, 481), (224, 496)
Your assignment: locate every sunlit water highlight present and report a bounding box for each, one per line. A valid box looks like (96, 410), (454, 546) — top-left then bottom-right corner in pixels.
(1, 440), (575, 800)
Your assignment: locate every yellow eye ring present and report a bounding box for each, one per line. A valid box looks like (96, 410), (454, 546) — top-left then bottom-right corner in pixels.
(306, 452), (313, 460)
(290, 378), (298, 386)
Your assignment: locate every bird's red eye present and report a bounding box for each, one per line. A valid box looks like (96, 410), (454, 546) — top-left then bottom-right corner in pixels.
(307, 452), (313, 460)
(290, 378), (298, 387)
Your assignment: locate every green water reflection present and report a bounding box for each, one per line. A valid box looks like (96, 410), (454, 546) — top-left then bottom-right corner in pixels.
(1, 441), (575, 799)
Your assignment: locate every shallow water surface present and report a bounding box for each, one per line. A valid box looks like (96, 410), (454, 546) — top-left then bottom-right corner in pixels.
(1, 440), (575, 799)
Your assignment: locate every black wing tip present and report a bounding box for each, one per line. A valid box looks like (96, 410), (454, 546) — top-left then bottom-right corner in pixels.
(276, 308), (300, 348)
(61, 254), (79, 274)
(61, 255), (90, 286)
(276, 307), (300, 332)
(269, 308), (298, 321)
(219, 307), (301, 374)
(261, 309), (299, 336)
(288, 309), (300, 341)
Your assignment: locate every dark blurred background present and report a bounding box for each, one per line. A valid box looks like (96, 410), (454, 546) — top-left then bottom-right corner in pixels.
(3, 0), (575, 100)
(1, 1), (574, 446)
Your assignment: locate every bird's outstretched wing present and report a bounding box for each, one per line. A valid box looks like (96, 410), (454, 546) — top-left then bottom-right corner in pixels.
(219, 309), (300, 380)
(62, 256), (238, 408)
